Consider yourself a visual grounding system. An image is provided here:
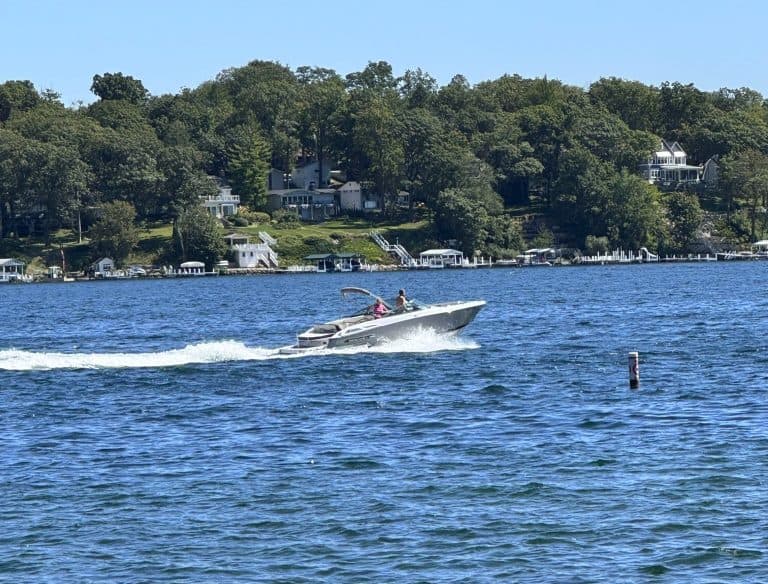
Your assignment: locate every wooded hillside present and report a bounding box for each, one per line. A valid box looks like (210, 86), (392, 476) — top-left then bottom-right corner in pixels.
(2, 60), (768, 266)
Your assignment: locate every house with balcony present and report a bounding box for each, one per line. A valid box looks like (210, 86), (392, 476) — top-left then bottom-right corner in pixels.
(266, 187), (338, 221)
(639, 140), (701, 189)
(201, 177), (240, 218)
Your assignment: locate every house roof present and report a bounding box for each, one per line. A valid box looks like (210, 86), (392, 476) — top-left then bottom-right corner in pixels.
(180, 261), (205, 268)
(268, 188), (336, 196)
(304, 252), (364, 260)
(0, 258), (24, 266)
(420, 249), (463, 256)
(661, 139), (685, 153)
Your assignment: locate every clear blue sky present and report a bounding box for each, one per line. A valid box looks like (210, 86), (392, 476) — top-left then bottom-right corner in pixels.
(2, 0), (766, 106)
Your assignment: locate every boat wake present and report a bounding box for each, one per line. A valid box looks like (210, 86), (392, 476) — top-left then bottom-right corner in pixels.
(0, 332), (479, 371)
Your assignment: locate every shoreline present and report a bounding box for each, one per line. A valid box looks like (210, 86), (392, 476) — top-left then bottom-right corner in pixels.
(4, 252), (766, 285)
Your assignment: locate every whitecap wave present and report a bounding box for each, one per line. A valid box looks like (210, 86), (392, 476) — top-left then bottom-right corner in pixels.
(0, 331), (479, 371)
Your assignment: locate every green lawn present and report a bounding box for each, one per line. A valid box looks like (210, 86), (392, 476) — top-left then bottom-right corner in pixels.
(239, 218), (433, 265)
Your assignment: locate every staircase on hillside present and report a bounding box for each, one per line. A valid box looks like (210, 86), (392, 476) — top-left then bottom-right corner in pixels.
(370, 231), (417, 267)
(258, 232), (279, 267)
(259, 231), (277, 246)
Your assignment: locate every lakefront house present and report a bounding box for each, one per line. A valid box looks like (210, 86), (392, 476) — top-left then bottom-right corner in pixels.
(201, 177), (240, 218)
(639, 140), (702, 189)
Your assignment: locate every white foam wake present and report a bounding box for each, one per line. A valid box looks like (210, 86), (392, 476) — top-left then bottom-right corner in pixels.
(366, 328), (479, 354)
(0, 340), (278, 371)
(0, 332), (479, 371)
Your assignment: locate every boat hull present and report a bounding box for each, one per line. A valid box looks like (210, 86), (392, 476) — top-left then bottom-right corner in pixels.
(291, 300), (486, 351)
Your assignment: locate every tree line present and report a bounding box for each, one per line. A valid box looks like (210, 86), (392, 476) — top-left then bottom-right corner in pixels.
(2, 60), (768, 265)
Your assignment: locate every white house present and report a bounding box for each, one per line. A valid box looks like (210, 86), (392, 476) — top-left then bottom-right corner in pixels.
(201, 177), (240, 218)
(91, 257), (115, 277)
(639, 140), (701, 187)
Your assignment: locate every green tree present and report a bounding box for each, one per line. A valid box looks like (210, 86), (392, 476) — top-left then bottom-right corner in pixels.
(31, 142), (91, 243)
(484, 213), (524, 258)
(514, 103), (566, 207)
(432, 187), (489, 254)
(552, 146), (616, 242)
(172, 205), (226, 269)
(475, 112), (543, 205)
(588, 77), (660, 132)
(664, 191), (703, 252)
(157, 145), (217, 214)
(91, 73), (149, 103)
(399, 68), (438, 109)
(86, 129), (164, 219)
(296, 67), (347, 186)
(0, 128), (90, 241)
(400, 108), (469, 211)
(659, 82), (707, 139)
(89, 200), (140, 264)
(218, 60), (299, 156)
(719, 149), (768, 236)
(434, 74), (488, 138)
(0, 80), (41, 122)
(348, 94), (404, 210)
(0, 129), (35, 237)
(225, 125), (271, 209)
(605, 170), (663, 249)
(345, 61), (398, 93)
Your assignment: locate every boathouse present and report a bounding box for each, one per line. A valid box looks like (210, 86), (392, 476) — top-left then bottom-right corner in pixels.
(418, 249), (464, 268)
(90, 257), (115, 277)
(0, 258), (27, 282)
(304, 253), (366, 272)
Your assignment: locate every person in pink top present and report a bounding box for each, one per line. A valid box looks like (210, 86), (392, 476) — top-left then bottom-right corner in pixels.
(372, 297), (388, 319)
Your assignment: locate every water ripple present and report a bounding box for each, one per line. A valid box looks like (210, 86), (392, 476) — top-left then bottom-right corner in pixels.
(2, 265), (768, 581)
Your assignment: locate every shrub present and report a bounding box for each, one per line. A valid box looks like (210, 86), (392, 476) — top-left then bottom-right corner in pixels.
(584, 235), (609, 254)
(238, 207), (270, 225)
(271, 209), (301, 228)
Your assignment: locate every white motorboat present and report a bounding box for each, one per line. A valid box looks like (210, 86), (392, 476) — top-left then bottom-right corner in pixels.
(281, 287), (485, 353)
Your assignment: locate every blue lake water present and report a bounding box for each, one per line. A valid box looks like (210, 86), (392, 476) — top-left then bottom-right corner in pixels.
(2, 263), (768, 582)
